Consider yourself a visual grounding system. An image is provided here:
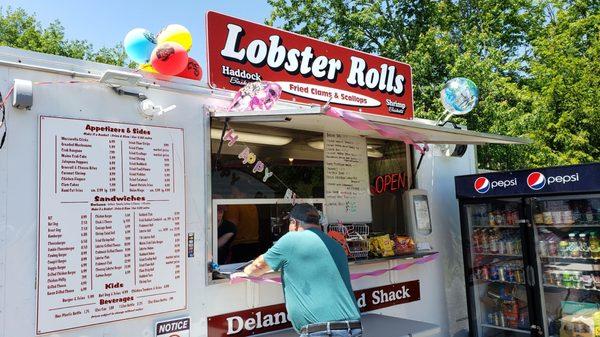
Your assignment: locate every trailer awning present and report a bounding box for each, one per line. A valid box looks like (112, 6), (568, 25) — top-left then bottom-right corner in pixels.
(210, 106), (530, 146)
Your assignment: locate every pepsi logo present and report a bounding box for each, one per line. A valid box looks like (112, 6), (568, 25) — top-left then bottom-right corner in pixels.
(474, 177), (490, 194)
(527, 172), (546, 190)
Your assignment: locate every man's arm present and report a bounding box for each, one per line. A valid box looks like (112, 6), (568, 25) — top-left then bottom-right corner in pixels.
(218, 233), (234, 248)
(243, 255), (271, 276)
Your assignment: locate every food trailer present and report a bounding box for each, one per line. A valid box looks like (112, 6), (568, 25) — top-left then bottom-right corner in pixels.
(0, 11), (528, 337)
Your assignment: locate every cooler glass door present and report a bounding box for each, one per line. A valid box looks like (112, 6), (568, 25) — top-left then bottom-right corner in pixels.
(461, 199), (532, 336)
(530, 195), (600, 337)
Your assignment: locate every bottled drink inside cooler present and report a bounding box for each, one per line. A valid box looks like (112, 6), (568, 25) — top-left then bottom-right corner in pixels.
(464, 202), (531, 336)
(532, 196), (600, 337)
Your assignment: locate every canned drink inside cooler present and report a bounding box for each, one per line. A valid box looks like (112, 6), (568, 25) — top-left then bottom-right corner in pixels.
(572, 271), (582, 288)
(548, 240), (559, 256)
(489, 212), (496, 226)
(544, 211), (554, 225)
(495, 213), (505, 226)
(515, 239), (522, 255)
(553, 271), (563, 286)
(562, 271), (572, 288)
(515, 268), (524, 284)
(482, 265), (490, 280)
(539, 240), (548, 257)
(534, 212), (544, 224)
(562, 209), (574, 224)
(498, 266), (505, 281)
(490, 266), (499, 281)
(506, 265), (515, 282)
(552, 211), (562, 224)
(505, 211), (513, 226)
(506, 240), (514, 255)
(499, 312), (506, 327)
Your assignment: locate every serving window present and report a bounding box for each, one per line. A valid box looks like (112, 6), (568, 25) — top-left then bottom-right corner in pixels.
(209, 120), (411, 270)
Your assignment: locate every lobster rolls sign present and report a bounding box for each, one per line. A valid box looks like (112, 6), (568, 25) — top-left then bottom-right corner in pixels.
(206, 11), (414, 119)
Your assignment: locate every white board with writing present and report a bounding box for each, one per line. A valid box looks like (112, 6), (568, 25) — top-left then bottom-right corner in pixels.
(36, 116), (186, 334)
(324, 133), (372, 223)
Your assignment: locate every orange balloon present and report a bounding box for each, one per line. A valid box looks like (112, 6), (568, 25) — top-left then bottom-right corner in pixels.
(176, 57), (202, 80)
(150, 42), (188, 75)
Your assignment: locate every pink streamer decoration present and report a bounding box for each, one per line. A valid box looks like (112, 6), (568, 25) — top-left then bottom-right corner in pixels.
(228, 81), (283, 112)
(325, 107), (428, 154)
(229, 253), (439, 285)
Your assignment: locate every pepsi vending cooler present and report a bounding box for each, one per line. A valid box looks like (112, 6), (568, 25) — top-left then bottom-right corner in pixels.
(455, 163), (600, 337)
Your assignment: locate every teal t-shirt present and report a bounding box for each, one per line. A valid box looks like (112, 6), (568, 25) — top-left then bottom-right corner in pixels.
(263, 228), (360, 331)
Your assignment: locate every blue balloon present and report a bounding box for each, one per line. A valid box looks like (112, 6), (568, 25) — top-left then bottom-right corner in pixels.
(440, 77), (479, 115)
(124, 28), (156, 64)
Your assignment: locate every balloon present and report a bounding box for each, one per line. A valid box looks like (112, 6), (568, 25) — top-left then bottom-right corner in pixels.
(139, 63), (158, 74)
(150, 42), (189, 75)
(156, 24), (192, 51)
(124, 28), (156, 64)
(176, 57), (202, 80)
(440, 77), (479, 115)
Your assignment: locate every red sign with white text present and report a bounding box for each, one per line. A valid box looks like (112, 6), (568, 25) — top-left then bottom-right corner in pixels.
(206, 11), (414, 119)
(207, 281), (420, 337)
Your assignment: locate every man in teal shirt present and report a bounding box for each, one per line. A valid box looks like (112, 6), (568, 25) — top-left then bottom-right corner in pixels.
(240, 203), (362, 337)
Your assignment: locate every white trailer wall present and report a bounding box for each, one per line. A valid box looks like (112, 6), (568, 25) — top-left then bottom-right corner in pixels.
(415, 144), (478, 337)
(0, 48), (469, 337)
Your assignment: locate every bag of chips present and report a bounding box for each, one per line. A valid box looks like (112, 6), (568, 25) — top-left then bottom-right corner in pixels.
(393, 236), (416, 255)
(369, 234), (395, 257)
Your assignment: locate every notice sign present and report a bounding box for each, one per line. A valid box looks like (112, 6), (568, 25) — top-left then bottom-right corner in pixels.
(206, 11), (414, 119)
(156, 317), (190, 337)
(324, 133), (372, 223)
(36, 116), (186, 334)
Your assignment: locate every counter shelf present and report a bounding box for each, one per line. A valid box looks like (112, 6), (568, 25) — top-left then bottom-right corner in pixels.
(211, 251), (438, 282)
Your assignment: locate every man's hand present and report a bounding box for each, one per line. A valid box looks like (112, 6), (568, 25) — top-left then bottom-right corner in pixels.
(230, 272), (248, 280)
(243, 255), (271, 277)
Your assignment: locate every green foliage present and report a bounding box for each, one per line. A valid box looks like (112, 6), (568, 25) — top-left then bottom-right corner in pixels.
(0, 6), (133, 67)
(267, 0), (600, 170)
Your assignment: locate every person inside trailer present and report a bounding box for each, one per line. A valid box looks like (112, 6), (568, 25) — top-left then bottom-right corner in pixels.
(217, 204), (237, 265)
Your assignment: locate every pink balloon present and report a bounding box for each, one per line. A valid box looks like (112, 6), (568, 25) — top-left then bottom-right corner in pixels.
(150, 42), (188, 75)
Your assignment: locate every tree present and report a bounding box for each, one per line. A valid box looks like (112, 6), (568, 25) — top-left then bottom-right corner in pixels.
(524, 0), (600, 166)
(267, 0), (599, 170)
(0, 6), (132, 67)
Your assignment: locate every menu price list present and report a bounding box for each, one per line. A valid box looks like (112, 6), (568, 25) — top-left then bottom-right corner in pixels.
(324, 133), (372, 223)
(37, 116), (186, 334)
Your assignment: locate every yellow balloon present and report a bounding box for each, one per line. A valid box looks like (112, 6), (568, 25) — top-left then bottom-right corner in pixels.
(139, 63), (158, 74)
(156, 24), (192, 51)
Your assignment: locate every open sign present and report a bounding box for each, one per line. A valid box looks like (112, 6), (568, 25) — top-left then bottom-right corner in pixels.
(372, 172), (408, 195)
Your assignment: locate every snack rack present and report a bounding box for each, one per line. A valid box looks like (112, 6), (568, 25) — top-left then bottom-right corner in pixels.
(328, 223), (370, 259)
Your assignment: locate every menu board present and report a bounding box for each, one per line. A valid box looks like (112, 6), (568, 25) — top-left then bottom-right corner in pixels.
(36, 116), (186, 334)
(324, 133), (372, 223)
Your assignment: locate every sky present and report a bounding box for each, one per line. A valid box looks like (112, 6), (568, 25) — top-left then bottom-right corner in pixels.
(3, 0), (273, 70)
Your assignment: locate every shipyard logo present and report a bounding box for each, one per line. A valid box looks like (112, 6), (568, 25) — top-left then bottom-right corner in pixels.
(527, 172), (546, 190)
(474, 177), (491, 194)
